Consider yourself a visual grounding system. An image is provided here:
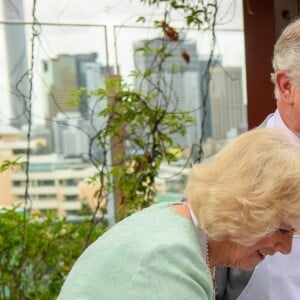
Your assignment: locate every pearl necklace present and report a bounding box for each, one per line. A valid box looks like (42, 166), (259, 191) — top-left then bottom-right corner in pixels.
(206, 240), (216, 288)
(187, 203), (216, 287)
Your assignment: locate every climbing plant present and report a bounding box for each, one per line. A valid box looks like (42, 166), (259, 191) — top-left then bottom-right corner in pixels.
(85, 0), (218, 221)
(0, 1), (218, 298)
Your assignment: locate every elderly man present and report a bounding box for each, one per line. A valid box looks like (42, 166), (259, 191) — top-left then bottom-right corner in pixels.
(215, 17), (300, 300)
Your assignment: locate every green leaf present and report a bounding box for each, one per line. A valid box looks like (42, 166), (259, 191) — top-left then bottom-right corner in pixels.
(136, 16), (146, 23)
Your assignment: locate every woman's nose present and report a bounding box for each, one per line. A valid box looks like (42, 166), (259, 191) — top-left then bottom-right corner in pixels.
(275, 233), (293, 255)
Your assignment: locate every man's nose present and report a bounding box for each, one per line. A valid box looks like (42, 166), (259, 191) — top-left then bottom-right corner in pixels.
(275, 234), (293, 255)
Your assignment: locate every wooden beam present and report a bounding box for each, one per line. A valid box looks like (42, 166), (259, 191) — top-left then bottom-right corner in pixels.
(243, 0), (300, 129)
(243, 0), (276, 129)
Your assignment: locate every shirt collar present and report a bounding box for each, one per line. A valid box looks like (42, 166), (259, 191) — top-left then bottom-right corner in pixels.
(267, 109), (300, 145)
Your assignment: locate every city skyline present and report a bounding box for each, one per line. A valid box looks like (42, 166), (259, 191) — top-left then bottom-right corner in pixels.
(0, 0), (245, 124)
(0, 0), (248, 217)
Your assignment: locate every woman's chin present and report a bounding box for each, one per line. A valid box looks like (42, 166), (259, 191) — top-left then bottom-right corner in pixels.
(237, 253), (265, 271)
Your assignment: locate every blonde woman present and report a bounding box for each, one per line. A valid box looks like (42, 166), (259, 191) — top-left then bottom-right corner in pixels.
(58, 128), (300, 300)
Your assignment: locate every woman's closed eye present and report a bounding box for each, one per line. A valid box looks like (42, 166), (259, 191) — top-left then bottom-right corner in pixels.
(277, 228), (295, 234)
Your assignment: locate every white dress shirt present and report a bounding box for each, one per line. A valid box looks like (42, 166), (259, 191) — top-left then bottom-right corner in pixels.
(238, 236), (300, 300)
(238, 109), (300, 300)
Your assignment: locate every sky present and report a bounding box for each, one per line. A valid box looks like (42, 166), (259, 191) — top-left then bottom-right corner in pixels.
(0, 0), (245, 124)
(28, 0), (243, 28)
(28, 0), (244, 66)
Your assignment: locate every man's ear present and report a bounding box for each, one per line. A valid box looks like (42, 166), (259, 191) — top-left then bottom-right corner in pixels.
(275, 70), (294, 104)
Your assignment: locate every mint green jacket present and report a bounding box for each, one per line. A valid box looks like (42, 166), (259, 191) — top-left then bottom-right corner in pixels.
(58, 202), (213, 299)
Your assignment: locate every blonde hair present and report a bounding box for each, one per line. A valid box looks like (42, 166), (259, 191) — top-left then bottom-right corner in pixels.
(271, 17), (300, 99)
(186, 128), (300, 246)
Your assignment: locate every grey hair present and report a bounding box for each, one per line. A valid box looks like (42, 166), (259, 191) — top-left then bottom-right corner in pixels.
(272, 17), (300, 99)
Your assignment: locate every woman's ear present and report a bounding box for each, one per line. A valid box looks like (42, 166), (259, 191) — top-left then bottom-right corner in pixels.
(275, 70), (294, 104)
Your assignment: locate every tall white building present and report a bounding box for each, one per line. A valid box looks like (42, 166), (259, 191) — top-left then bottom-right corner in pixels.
(53, 112), (90, 157)
(84, 62), (109, 130)
(209, 66), (247, 140)
(2, 0), (29, 129)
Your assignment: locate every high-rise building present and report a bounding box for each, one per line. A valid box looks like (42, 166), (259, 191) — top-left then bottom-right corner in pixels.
(198, 57), (222, 141)
(41, 53), (111, 152)
(83, 63), (113, 130)
(209, 66), (247, 140)
(2, 0), (29, 129)
(42, 53), (105, 120)
(74, 53), (98, 117)
(52, 112), (90, 157)
(133, 38), (201, 149)
(84, 63), (115, 162)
